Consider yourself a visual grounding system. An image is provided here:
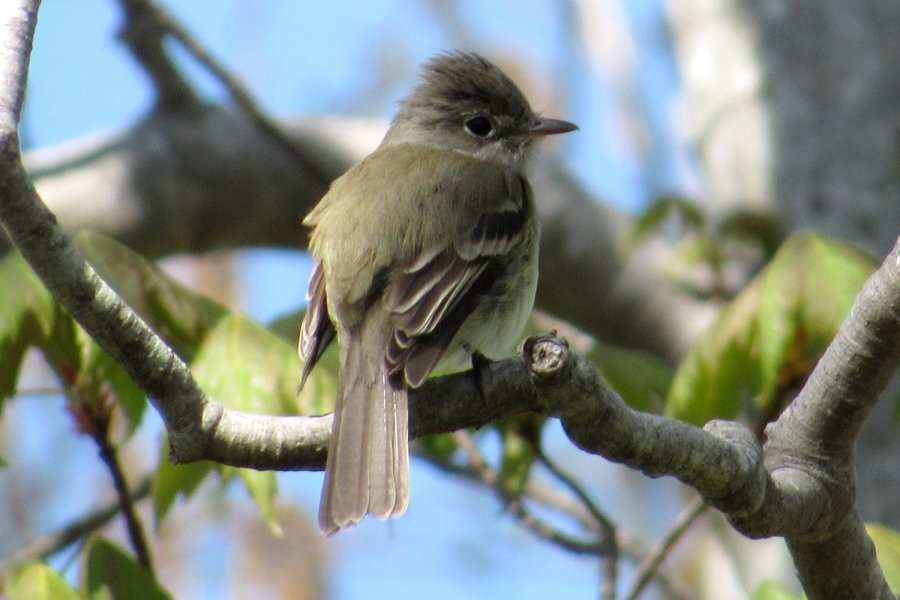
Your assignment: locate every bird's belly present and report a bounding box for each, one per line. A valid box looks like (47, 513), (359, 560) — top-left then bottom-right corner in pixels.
(437, 240), (539, 373)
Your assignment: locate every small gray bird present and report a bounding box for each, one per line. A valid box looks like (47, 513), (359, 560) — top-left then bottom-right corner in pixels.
(299, 51), (576, 534)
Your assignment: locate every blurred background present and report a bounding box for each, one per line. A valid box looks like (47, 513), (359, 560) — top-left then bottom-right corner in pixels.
(3, 0), (899, 598)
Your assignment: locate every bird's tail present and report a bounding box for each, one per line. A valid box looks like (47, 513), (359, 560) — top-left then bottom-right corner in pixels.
(318, 324), (409, 534)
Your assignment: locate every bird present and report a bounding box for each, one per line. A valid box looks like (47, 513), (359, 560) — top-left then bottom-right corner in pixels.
(299, 51), (576, 534)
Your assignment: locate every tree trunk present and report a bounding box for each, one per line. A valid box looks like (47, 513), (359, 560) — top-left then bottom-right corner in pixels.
(669, 0), (900, 528)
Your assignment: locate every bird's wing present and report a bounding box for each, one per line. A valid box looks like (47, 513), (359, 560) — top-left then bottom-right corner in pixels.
(383, 175), (531, 387)
(298, 261), (336, 388)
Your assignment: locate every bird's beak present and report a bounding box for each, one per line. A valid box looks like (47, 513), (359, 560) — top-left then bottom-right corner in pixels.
(528, 116), (578, 136)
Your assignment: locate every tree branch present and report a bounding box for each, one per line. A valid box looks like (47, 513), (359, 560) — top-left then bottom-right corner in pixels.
(79, 397), (154, 571)
(432, 430), (607, 556)
(624, 496), (707, 600)
(0, 0), (35, 130)
(0, 0), (231, 467)
(0, 477), (152, 578)
(535, 444), (618, 599)
(4, 3), (900, 596)
(117, 0), (334, 190)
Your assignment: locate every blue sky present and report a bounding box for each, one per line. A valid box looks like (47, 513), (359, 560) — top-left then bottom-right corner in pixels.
(10, 2), (694, 598)
(25, 0), (688, 212)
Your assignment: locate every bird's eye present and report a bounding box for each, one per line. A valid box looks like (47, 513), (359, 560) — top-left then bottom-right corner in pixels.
(464, 116), (494, 138)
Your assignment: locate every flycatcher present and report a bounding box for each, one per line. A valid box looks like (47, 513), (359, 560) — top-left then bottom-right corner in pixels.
(299, 51), (576, 534)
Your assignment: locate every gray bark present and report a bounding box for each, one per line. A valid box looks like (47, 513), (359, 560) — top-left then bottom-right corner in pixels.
(669, 0), (900, 257)
(669, 0), (900, 534)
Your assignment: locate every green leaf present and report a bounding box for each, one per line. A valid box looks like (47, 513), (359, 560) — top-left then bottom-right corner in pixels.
(0, 253), (70, 401)
(717, 209), (784, 258)
(497, 414), (543, 496)
(868, 523), (900, 592)
(77, 333), (146, 438)
(5, 563), (80, 600)
(667, 232), (874, 425)
(152, 442), (213, 525)
(82, 537), (172, 600)
(418, 433), (459, 461)
(625, 195), (706, 250)
(192, 313), (301, 416)
(750, 581), (804, 600)
(270, 308), (339, 416)
(0, 252), (145, 436)
(586, 341), (672, 413)
(755, 234), (872, 407)
(191, 313), (305, 526)
(75, 231), (228, 359)
(666, 276), (764, 424)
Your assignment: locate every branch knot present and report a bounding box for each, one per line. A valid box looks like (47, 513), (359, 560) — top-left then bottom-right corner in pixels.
(523, 333), (570, 380)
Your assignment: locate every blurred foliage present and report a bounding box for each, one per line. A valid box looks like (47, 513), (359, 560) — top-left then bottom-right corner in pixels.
(626, 195), (785, 300)
(497, 413), (543, 496)
(6, 539), (175, 600)
(0, 252), (78, 402)
(868, 523), (900, 593)
(4, 563), (81, 600)
(75, 231), (229, 361)
(82, 537), (172, 600)
(586, 340), (672, 414)
(750, 581), (804, 600)
(0, 226), (889, 598)
(667, 232), (874, 426)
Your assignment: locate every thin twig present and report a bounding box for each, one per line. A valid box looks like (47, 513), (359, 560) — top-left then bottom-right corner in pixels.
(69, 384), (154, 572)
(448, 431), (606, 555)
(120, 0), (333, 189)
(536, 445), (619, 600)
(623, 495), (707, 600)
(87, 402), (154, 572)
(0, 476), (152, 578)
(94, 433), (154, 571)
(419, 444), (596, 525)
(117, 0), (199, 109)
(535, 445), (615, 536)
(416, 443), (698, 598)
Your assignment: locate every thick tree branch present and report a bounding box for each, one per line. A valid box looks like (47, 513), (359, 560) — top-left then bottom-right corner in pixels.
(0, 1), (34, 130)
(0, 1), (280, 468)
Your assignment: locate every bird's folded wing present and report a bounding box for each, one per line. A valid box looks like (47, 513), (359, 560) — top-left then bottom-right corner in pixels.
(299, 261), (336, 388)
(383, 183), (530, 387)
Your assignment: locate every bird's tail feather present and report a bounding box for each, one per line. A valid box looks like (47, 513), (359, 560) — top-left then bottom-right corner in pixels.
(319, 325), (409, 534)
